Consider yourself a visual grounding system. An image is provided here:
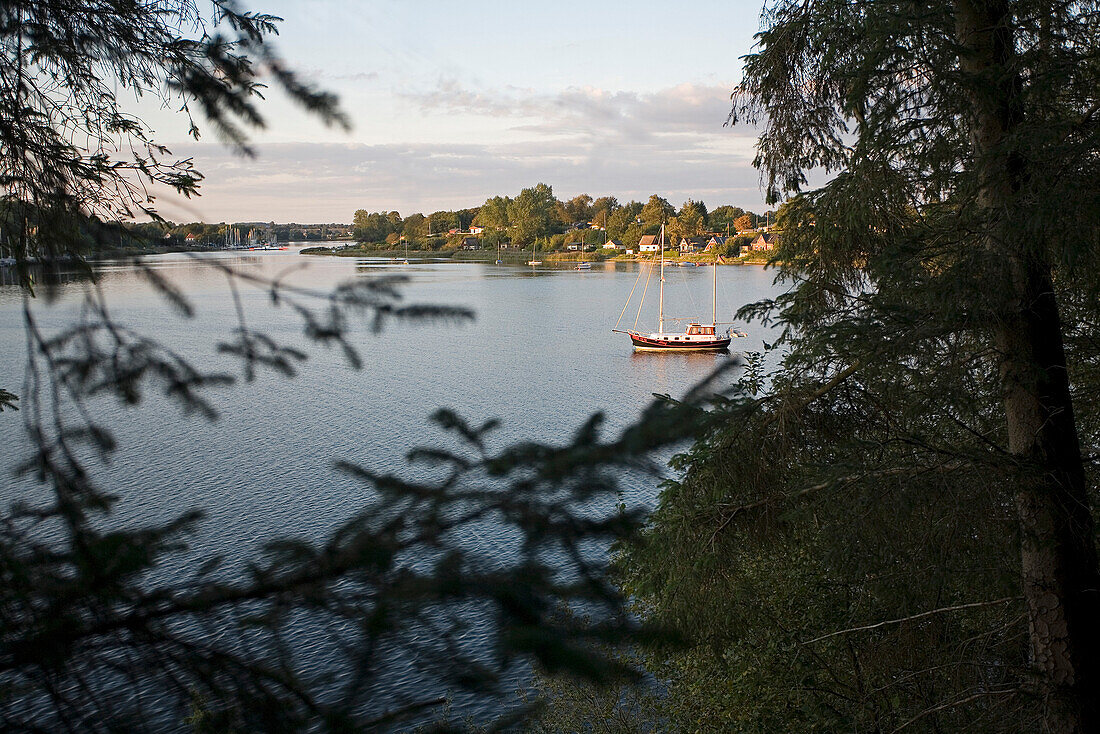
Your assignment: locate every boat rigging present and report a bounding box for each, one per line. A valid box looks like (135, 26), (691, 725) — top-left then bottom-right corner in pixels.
(612, 224), (745, 352)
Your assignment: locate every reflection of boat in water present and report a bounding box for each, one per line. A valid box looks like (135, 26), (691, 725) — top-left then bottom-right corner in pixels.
(613, 224), (745, 352)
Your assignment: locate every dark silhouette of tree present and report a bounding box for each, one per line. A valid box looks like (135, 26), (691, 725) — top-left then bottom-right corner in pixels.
(0, 2), (689, 730)
(602, 2), (1100, 731)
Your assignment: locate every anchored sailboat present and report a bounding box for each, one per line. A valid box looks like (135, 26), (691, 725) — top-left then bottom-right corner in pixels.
(613, 224), (744, 351)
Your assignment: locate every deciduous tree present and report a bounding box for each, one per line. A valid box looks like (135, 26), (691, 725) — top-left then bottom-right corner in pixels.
(507, 183), (558, 245)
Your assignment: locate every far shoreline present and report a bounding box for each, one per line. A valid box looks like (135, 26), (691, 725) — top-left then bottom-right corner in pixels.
(299, 245), (772, 266)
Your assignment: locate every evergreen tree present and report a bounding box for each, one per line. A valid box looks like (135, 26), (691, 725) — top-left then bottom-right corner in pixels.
(621, 1), (1100, 731)
(0, 3), (675, 729)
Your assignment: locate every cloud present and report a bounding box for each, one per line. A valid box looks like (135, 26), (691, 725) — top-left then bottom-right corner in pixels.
(156, 128), (767, 224)
(146, 80), (770, 223)
(400, 80), (741, 145)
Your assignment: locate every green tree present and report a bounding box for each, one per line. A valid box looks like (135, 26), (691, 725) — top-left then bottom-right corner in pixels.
(668, 200), (707, 243)
(640, 194), (674, 232)
(606, 202), (640, 241)
(402, 212), (428, 241)
(507, 183), (558, 245)
(563, 193), (594, 224)
(679, 199), (708, 227)
(352, 210), (395, 243)
(473, 195), (511, 230)
(621, 1), (1100, 732)
(591, 196), (619, 230)
(709, 205), (744, 234)
(457, 207), (479, 231)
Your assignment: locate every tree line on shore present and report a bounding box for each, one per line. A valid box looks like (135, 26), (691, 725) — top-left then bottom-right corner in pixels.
(352, 184), (775, 253)
(0, 198), (352, 257)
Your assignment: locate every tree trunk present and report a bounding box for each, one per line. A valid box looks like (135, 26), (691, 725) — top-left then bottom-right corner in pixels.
(956, 2), (1100, 730)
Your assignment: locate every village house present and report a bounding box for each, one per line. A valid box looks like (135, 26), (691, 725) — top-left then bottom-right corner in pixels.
(679, 236), (708, 254)
(469, 225), (485, 235)
(705, 235), (727, 252)
(638, 234), (661, 252)
(603, 239), (624, 250)
(751, 232), (778, 251)
(184, 233), (198, 243)
(461, 237), (480, 250)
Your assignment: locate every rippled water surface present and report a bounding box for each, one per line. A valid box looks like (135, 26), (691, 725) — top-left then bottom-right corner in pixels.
(0, 248), (783, 723)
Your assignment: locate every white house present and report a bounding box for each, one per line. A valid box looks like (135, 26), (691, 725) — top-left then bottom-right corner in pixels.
(679, 236), (708, 254)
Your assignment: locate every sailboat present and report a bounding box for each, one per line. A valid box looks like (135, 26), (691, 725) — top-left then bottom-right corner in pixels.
(527, 242), (541, 266)
(574, 239), (591, 269)
(613, 224), (743, 351)
(495, 240), (503, 264)
(574, 248), (591, 270)
(403, 238), (409, 265)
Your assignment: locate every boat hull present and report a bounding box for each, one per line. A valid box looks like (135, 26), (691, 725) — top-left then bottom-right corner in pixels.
(628, 332), (731, 351)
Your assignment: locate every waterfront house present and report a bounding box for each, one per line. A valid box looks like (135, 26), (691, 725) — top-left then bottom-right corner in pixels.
(751, 233), (778, 251)
(679, 236), (708, 254)
(638, 234), (661, 252)
(185, 233), (198, 243)
(705, 235), (727, 252)
(461, 237), (480, 250)
(603, 239), (624, 250)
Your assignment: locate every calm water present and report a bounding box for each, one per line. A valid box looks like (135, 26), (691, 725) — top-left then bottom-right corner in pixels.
(0, 248), (782, 724)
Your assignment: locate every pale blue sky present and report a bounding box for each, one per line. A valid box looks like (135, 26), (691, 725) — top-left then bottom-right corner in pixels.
(149, 0), (770, 223)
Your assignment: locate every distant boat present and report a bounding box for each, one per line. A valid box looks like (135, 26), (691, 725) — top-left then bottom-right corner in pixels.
(575, 261), (592, 270)
(613, 224), (744, 352)
(495, 241), (503, 264)
(527, 247), (541, 266)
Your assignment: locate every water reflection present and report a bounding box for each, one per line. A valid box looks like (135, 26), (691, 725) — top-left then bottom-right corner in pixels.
(0, 261), (94, 289)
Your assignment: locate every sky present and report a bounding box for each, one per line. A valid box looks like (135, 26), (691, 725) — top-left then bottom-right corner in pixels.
(143, 0), (771, 224)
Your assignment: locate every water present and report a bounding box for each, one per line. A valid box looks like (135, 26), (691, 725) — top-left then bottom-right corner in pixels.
(0, 248), (782, 725)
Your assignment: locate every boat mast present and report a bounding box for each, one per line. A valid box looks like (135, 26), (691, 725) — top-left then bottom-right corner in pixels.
(712, 255), (718, 328)
(658, 223), (665, 335)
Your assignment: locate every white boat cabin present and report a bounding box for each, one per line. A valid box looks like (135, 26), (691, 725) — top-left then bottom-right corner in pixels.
(642, 324), (723, 343)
